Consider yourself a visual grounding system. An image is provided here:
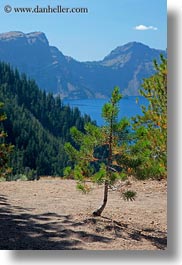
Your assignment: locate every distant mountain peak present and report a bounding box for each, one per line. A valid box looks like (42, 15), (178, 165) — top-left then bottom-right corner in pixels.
(0, 31), (167, 98)
(103, 42), (151, 62)
(117, 41), (149, 50)
(26, 31), (48, 43)
(0, 31), (49, 45)
(0, 31), (24, 40)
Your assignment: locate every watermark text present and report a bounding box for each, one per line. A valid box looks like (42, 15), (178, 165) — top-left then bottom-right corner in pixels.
(4, 5), (89, 14)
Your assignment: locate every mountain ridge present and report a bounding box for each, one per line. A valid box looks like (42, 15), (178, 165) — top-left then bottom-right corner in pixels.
(0, 31), (167, 99)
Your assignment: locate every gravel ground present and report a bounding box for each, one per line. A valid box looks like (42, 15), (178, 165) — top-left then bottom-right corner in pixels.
(0, 178), (167, 250)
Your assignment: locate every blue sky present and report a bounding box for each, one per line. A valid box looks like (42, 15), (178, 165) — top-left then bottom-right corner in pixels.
(0, 0), (167, 61)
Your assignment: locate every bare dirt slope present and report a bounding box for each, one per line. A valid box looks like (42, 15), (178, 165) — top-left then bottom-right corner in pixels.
(0, 179), (167, 250)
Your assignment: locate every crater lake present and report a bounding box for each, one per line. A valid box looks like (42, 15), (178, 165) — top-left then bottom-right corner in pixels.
(64, 96), (148, 126)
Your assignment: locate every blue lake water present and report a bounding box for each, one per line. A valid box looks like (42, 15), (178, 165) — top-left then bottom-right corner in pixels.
(64, 96), (148, 126)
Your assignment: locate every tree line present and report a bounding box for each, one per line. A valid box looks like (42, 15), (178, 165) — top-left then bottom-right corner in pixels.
(0, 62), (92, 179)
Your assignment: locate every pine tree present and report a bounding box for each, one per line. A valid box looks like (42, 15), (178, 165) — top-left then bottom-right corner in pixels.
(64, 87), (135, 216)
(130, 55), (167, 179)
(0, 103), (13, 178)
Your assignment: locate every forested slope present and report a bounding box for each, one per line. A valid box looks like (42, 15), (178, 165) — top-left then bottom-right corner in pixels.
(0, 62), (92, 178)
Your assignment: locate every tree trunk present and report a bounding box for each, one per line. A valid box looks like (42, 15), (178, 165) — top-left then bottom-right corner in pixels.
(93, 100), (114, 217)
(92, 180), (109, 216)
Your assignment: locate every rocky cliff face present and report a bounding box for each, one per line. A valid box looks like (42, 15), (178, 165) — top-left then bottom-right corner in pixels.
(0, 31), (166, 99)
(0, 32), (52, 71)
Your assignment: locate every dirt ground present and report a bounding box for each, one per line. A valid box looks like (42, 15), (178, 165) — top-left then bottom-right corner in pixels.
(0, 178), (167, 250)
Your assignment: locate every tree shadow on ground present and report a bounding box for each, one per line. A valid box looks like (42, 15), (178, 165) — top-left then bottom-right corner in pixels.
(0, 195), (111, 250)
(88, 216), (167, 250)
(0, 195), (167, 250)
(129, 227), (167, 250)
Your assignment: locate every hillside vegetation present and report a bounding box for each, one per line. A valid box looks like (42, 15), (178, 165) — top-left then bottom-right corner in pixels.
(0, 62), (92, 179)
